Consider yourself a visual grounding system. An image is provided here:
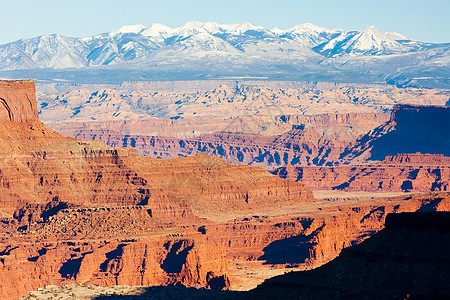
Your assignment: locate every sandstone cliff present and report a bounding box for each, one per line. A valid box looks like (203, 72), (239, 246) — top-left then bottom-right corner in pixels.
(0, 80), (38, 122)
(65, 127), (347, 169)
(273, 153), (450, 192)
(59, 112), (388, 170)
(250, 212), (450, 299)
(53, 112), (389, 140)
(272, 105), (450, 192)
(0, 79), (309, 298)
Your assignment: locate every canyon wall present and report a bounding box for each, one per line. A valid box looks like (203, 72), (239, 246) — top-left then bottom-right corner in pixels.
(0, 80), (38, 122)
(273, 153), (450, 192)
(53, 112), (389, 139)
(0, 79), (308, 298)
(58, 112), (389, 170)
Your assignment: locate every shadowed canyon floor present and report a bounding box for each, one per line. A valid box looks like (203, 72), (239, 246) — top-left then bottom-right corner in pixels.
(0, 80), (449, 299)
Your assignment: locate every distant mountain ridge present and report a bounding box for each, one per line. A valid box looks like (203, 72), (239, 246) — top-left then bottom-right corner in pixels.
(0, 21), (449, 88)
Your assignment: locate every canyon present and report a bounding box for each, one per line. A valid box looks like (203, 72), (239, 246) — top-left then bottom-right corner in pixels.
(56, 96), (450, 194)
(0, 80), (449, 299)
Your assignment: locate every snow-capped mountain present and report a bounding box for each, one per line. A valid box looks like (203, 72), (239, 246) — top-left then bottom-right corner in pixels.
(0, 34), (88, 69)
(314, 26), (423, 57)
(109, 25), (147, 36)
(140, 24), (176, 41)
(280, 23), (344, 47)
(0, 21), (448, 88)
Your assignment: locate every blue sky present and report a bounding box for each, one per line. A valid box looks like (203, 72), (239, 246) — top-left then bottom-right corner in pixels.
(2, 0), (449, 44)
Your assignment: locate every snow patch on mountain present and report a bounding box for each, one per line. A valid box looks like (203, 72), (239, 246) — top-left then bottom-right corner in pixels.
(315, 26), (422, 57)
(110, 25), (147, 36)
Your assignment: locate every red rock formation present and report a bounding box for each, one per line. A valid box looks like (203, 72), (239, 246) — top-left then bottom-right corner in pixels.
(273, 153), (450, 192)
(63, 126), (349, 169)
(2, 190), (447, 299)
(0, 81), (448, 299)
(251, 211), (450, 299)
(0, 79), (309, 298)
(383, 153), (450, 165)
(0, 80), (38, 122)
(52, 112), (389, 140)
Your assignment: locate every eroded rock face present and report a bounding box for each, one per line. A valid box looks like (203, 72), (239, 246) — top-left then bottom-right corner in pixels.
(273, 153), (450, 192)
(0, 80), (38, 122)
(251, 212), (450, 299)
(0, 236), (229, 299)
(2, 190), (447, 299)
(0, 80), (309, 298)
(0, 80), (448, 299)
(67, 127), (347, 169)
(53, 112), (389, 140)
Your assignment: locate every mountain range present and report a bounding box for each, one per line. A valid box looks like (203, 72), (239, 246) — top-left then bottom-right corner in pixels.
(0, 21), (449, 88)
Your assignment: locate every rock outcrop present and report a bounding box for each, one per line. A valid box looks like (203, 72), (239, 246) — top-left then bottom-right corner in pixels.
(66, 127), (348, 169)
(274, 153), (450, 192)
(0, 80), (308, 298)
(53, 112), (389, 140)
(271, 105), (450, 192)
(56, 105), (450, 173)
(250, 211), (450, 299)
(2, 188), (448, 298)
(0, 80), (38, 122)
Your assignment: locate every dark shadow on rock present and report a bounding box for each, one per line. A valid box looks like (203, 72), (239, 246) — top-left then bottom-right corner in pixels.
(99, 244), (125, 272)
(415, 198), (444, 212)
(59, 257), (84, 279)
(259, 229), (320, 265)
(369, 105), (450, 161)
(161, 241), (194, 273)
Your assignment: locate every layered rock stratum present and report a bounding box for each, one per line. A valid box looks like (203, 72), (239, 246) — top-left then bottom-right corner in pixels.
(0, 80), (309, 298)
(0, 80), (448, 299)
(272, 105), (450, 192)
(60, 115), (381, 169)
(59, 103), (450, 194)
(340, 104), (450, 163)
(274, 153), (450, 192)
